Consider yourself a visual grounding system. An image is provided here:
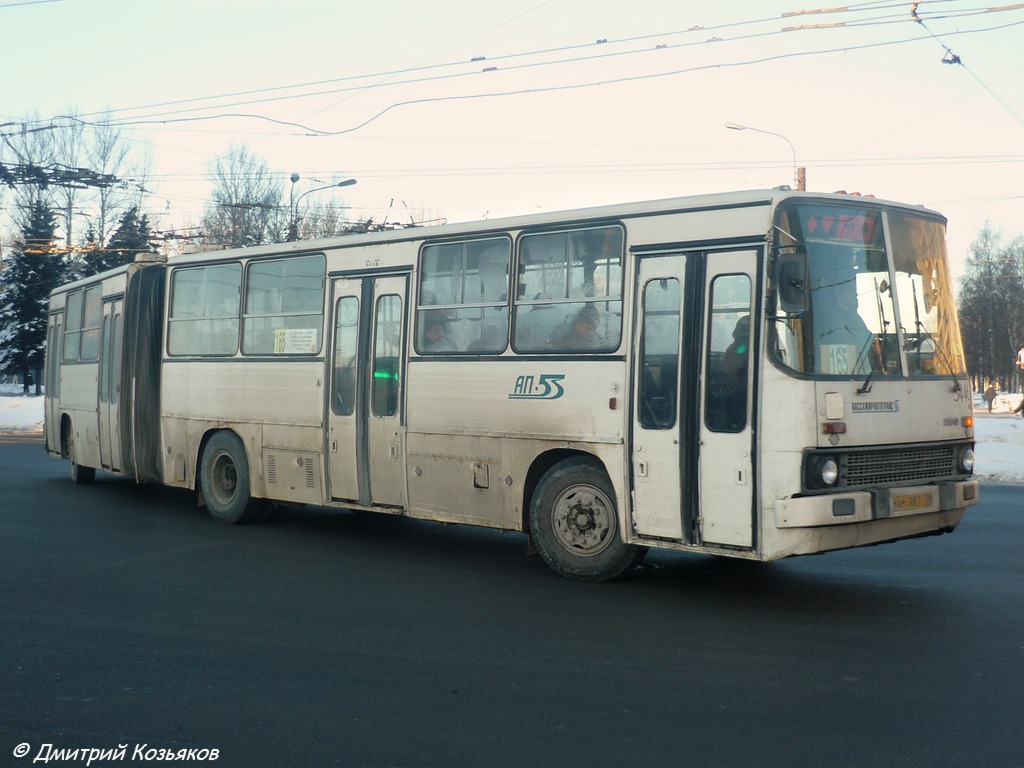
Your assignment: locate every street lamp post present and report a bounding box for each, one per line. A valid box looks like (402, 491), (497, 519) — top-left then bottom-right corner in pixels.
(288, 176), (357, 241)
(288, 173), (301, 241)
(725, 123), (805, 191)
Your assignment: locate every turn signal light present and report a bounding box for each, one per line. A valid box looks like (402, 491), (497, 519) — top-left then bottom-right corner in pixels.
(822, 422), (847, 434)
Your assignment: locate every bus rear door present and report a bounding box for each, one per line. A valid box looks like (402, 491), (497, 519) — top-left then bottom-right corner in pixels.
(328, 274), (408, 508)
(631, 253), (692, 540)
(98, 297), (124, 472)
(45, 312), (63, 454)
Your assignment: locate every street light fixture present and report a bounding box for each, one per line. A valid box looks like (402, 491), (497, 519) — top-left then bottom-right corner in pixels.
(725, 123), (805, 191)
(288, 177), (357, 241)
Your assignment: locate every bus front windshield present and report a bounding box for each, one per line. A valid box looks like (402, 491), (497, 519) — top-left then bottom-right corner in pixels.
(770, 202), (966, 378)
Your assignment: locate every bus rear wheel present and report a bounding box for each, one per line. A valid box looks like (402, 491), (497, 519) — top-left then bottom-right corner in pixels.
(66, 424), (95, 485)
(200, 431), (264, 524)
(529, 457), (646, 581)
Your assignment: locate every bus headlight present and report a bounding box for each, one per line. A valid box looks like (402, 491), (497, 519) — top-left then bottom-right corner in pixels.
(807, 455), (840, 489)
(958, 446), (975, 474)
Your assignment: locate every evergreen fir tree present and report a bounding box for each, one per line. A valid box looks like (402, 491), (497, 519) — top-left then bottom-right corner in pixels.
(0, 199), (68, 393)
(83, 206), (155, 276)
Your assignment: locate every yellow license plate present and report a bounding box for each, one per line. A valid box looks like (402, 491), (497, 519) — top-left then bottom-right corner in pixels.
(892, 492), (933, 513)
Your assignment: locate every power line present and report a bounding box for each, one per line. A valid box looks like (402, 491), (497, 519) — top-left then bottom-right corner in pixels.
(0, 0), (63, 8)
(25, 3), (1018, 131)
(911, 15), (1024, 128)
(60, 10), (790, 122)
(33, 13), (1021, 141)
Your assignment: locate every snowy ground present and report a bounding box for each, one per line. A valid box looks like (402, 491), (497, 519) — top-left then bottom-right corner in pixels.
(2, 383), (1021, 484)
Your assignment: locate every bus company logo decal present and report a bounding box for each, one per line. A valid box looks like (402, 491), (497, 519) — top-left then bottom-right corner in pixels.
(851, 400), (900, 413)
(508, 374), (565, 400)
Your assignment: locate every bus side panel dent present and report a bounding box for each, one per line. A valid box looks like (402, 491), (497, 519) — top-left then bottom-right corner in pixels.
(61, 408), (102, 470)
(406, 432), (509, 528)
(160, 416), (190, 489)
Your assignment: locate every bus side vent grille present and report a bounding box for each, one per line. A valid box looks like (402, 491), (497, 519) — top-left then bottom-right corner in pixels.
(841, 445), (957, 487)
(267, 455), (278, 484)
(306, 464), (316, 489)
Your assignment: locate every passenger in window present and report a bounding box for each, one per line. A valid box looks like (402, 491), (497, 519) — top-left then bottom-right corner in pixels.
(722, 315), (750, 388)
(718, 315), (750, 429)
(551, 306), (601, 350)
(421, 310), (455, 352)
(468, 325), (505, 353)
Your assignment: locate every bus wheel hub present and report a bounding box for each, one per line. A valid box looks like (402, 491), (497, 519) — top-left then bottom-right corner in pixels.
(570, 506), (594, 532)
(553, 486), (612, 556)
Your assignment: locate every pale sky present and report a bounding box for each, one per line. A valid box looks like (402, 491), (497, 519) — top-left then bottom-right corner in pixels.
(2, 0), (1023, 275)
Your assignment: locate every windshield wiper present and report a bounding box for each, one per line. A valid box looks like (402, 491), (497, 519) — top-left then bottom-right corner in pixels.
(910, 320), (962, 397)
(855, 331), (878, 394)
(907, 280), (962, 398)
(856, 277), (892, 394)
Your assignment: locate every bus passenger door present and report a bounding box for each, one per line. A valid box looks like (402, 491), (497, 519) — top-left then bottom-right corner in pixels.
(45, 313), (62, 454)
(698, 251), (757, 548)
(98, 298), (124, 472)
(328, 274), (407, 508)
(631, 255), (690, 540)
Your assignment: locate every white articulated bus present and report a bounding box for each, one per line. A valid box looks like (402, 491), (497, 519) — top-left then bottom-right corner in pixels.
(45, 189), (978, 580)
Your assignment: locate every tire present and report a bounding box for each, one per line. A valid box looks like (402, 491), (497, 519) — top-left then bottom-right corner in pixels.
(529, 457), (646, 581)
(199, 431), (264, 524)
(67, 426), (95, 485)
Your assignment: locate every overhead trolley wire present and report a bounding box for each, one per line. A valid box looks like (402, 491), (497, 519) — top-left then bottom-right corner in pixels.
(43, 13), (1022, 141)
(47, 1), (1018, 128)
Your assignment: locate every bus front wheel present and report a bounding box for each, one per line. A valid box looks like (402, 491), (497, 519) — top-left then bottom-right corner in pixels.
(529, 458), (646, 581)
(200, 431), (264, 524)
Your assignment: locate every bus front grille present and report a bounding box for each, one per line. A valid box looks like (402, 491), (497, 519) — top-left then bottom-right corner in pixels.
(841, 444), (959, 488)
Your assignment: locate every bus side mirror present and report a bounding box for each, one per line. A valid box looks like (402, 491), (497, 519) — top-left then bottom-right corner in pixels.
(776, 253), (809, 315)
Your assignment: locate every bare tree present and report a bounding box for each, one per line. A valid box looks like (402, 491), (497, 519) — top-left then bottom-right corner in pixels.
(297, 200), (354, 240)
(51, 110), (87, 251)
(1, 111), (57, 235)
(87, 113), (137, 246)
(1, 112), (147, 269)
(201, 144), (286, 247)
(958, 226), (1024, 392)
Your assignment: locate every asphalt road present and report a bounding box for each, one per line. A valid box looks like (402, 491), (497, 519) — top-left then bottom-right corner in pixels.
(1, 436), (1021, 768)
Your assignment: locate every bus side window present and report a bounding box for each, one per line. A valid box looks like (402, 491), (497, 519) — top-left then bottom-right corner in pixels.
(63, 289), (83, 362)
(243, 254), (325, 356)
(332, 296), (358, 416)
(705, 275), (752, 433)
(638, 278), (680, 429)
(80, 285), (103, 361)
(513, 225), (624, 353)
(167, 264), (242, 356)
(416, 237), (510, 354)
(372, 295), (402, 417)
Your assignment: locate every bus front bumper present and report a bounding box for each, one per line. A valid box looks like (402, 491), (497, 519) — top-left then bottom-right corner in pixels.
(773, 479), (979, 528)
